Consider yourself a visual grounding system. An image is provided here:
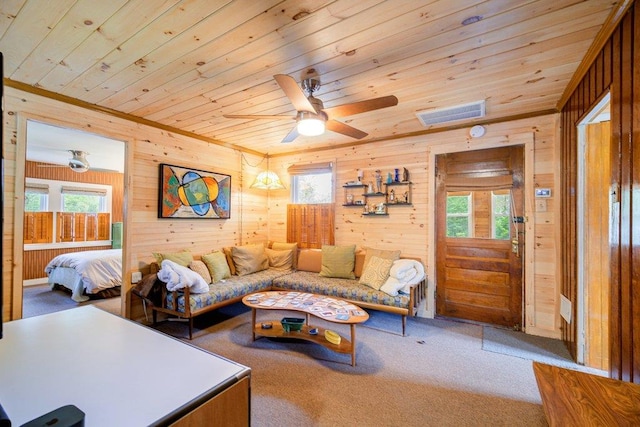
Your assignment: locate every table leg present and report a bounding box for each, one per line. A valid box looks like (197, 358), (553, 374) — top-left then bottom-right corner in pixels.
(251, 308), (256, 341)
(351, 324), (356, 366)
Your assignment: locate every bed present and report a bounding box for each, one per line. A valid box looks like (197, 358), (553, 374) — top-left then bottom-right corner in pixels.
(44, 249), (122, 302)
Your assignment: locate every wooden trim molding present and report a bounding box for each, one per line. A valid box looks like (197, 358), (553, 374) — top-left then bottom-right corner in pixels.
(3, 78), (264, 158)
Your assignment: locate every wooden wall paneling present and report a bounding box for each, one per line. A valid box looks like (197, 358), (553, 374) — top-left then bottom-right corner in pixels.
(633, 3), (640, 383)
(560, 1), (639, 381)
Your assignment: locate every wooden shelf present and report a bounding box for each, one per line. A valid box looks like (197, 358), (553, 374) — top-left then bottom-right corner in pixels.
(385, 181), (412, 186)
(362, 212), (389, 216)
(253, 322), (353, 354)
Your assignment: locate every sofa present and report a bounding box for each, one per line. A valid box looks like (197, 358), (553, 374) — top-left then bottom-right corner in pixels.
(134, 243), (426, 339)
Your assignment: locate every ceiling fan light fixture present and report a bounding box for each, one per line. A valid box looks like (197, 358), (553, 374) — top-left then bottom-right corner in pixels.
(296, 111), (326, 136)
(68, 150), (90, 173)
(69, 162), (89, 173)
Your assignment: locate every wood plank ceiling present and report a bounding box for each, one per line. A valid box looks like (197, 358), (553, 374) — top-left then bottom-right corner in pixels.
(0, 0), (619, 155)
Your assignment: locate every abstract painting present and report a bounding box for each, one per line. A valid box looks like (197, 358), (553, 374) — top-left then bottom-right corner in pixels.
(159, 164), (231, 219)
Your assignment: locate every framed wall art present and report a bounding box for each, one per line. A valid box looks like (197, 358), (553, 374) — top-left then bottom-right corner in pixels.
(158, 163), (231, 219)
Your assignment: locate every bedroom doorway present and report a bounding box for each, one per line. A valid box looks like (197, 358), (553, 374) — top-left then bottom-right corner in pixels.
(434, 146), (524, 329)
(22, 120), (125, 318)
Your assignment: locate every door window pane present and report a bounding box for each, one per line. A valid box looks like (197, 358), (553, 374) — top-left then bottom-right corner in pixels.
(446, 193), (472, 237)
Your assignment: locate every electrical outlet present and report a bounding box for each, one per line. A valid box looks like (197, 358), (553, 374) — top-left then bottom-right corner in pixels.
(131, 271), (142, 283)
(535, 200), (547, 212)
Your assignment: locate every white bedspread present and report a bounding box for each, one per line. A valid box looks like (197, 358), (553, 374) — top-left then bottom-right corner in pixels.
(45, 249), (122, 301)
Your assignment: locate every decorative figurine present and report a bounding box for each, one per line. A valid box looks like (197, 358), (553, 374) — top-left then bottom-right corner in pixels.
(375, 170), (382, 193)
(357, 169), (363, 183)
(403, 191), (409, 203)
(375, 203), (386, 214)
(403, 167), (410, 182)
(394, 168), (400, 182)
(368, 181), (374, 194)
(387, 172), (393, 184)
(389, 189), (395, 203)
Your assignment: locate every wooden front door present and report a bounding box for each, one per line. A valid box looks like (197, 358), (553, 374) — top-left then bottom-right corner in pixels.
(435, 146), (524, 328)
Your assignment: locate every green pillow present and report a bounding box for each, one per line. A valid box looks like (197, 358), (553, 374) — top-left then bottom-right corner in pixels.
(202, 251), (231, 282)
(152, 251), (193, 267)
(319, 245), (356, 279)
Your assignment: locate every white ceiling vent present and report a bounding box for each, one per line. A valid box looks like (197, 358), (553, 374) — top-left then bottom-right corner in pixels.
(416, 100), (485, 126)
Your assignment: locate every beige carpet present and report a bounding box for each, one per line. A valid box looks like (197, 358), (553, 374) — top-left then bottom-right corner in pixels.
(149, 305), (552, 427)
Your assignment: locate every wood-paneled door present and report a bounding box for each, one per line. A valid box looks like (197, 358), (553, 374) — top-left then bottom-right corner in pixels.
(435, 146), (524, 328)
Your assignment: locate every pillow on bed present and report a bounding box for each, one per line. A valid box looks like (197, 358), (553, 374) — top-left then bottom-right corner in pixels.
(232, 244), (269, 276)
(202, 251), (231, 283)
(359, 255), (394, 290)
(319, 244), (356, 279)
(265, 248), (294, 271)
(152, 250), (193, 267)
(189, 260), (212, 284)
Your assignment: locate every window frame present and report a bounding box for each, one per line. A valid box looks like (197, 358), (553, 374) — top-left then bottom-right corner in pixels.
(288, 162), (335, 204)
(446, 191), (473, 238)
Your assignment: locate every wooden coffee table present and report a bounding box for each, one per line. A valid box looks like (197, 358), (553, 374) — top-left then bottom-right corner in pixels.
(242, 291), (369, 366)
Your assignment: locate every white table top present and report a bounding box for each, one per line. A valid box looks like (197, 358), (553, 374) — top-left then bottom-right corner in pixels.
(0, 306), (250, 426)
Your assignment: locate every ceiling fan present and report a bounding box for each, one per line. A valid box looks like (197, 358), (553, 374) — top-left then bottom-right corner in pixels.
(37, 150), (92, 173)
(224, 74), (398, 143)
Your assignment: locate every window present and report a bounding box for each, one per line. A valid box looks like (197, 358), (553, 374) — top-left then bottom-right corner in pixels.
(287, 162), (335, 248)
(446, 192), (472, 237)
(25, 183), (49, 212)
(61, 186), (107, 213)
(491, 191), (511, 240)
(288, 162), (334, 204)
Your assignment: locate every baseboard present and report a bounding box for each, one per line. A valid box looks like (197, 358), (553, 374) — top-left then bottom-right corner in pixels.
(23, 278), (48, 287)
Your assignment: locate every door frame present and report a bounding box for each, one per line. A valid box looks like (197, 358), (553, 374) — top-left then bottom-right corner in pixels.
(426, 132), (535, 328)
(12, 112), (132, 319)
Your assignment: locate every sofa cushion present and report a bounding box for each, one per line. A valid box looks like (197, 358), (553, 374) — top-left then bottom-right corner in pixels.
(265, 248), (294, 271)
(362, 247), (401, 273)
(152, 250), (193, 267)
(201, 251), (231, 282)
(319, 245), (356, 279)
(297, 249), (322, 272)
(271, 242), (299, 269)
(272, 271), (410, 310)
(222, 247), (236, 276)
(232, 244), (269, 276)
(189, 260), (212, 284)
(359, 255), (394, 290)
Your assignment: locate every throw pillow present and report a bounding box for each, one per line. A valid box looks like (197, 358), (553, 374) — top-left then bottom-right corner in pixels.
(271, 242), (298, 269)
(296, 249), (322, 273)
(265, 248), (294, 270)
(201, 251), (231, 283)
(152, 250), (193, 267)
(222, 247), (236, 275)
(359, 255), (394, 290)
(232, 244), (269, 276)
(362, 247), (401, 272)
(319, 244), (356, 279)
(189, 260), (212, 284)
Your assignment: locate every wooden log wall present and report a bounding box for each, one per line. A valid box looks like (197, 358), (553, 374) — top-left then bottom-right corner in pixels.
(269, 114), (562, 337)
(2, 87), (265, 320)
(560, 2), (640, 381)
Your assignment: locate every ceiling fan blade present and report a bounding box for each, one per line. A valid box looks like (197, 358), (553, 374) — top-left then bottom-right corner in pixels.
(37, 164), (68, 168)
(325, 120), (368, 139)
(322, 95), (398, 119)
(274, 74), (316, 112)
(281, 126), (299, 143)
(223, 114), (295, 120)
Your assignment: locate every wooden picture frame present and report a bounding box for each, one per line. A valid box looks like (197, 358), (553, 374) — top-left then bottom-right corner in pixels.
(158, 163), (231, 219)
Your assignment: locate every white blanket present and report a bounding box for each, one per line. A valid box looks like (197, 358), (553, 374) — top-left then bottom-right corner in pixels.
(45, 249), (122, 300)
(158, 260), (209, 294)
(380, 259), (425, 296)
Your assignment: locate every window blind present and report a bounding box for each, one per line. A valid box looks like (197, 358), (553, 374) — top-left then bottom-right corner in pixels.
(25, 183), (49, 194)
(61, 186), (108, 197)
(287, 162), (333, 175)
